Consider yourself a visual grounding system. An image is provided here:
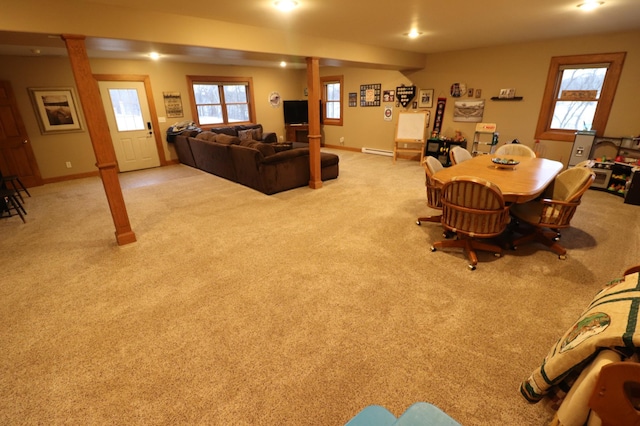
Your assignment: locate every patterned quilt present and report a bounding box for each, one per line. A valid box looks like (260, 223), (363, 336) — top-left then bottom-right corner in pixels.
(520, 271), (640, 403)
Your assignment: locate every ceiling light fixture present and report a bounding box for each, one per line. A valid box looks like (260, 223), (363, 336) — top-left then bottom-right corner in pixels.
(405, 29), (423, 39)
(149, 52), (161, 60)
(274, 0), (298, 12)
(280, 61), (287, 67)
(577, 1), (604, 11)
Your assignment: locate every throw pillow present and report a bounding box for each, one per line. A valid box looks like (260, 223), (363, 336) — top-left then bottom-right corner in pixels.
(238, 129), (254, 141)
(252, 127), (263, 141)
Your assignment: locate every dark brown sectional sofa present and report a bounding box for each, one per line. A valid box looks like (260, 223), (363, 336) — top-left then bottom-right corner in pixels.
(172, 124), (339, 195)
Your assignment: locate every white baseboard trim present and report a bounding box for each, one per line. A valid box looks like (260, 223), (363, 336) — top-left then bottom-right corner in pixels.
(361, 147), (393, 157)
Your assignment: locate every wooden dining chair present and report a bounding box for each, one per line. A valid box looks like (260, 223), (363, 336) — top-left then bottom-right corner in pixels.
(510, 167), (595, 259)
(574, 160), (594, 168)
(624, 265), (640, 276)
(430, 176), (510, 270)
(449, 146), (472, 165)
(494, 144), (536, 158)
(416, 156), (444, 226)
(588, 362), (640, 426)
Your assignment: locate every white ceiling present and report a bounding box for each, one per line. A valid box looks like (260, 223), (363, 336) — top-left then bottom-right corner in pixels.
(2, 0), (640, 68)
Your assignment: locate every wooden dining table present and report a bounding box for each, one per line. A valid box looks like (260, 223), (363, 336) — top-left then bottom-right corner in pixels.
(431, 154), (564, 203)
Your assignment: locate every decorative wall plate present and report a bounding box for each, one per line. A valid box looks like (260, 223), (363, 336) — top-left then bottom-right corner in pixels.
(269, 91), (281, 107)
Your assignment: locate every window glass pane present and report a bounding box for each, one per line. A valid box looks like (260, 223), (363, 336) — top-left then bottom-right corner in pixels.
(551, 67), (606, 130)
(223, 85), (247, 103)
(108, 88), (144, 131)
(557, 67), (606, 98)
(551, 100), (598, 130)
(194, 84), (220, 104)
(327, 83), (340, 101)
(197, 105), (223, 125)
(226, 104), (249, 122)
(326, 101), (340, 119)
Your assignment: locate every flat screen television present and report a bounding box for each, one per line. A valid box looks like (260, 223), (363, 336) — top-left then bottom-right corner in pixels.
(283, 100), (323, 125)
(283, 100), (309, 124)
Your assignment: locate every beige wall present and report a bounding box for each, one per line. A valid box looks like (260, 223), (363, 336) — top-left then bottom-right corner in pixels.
(1, 29), (638, 180)
(0, 56), (307, 179)
(320, 67), (411, 150)
(407, 30), (640, 164)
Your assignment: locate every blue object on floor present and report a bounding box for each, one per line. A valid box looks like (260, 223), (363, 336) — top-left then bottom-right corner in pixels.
(345, 402), (461, 426)
(345, 405), (397, 426)
(394, 402), (461, 426)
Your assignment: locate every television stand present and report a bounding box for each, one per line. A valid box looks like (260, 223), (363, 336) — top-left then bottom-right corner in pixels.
(285, 124), (309, 143)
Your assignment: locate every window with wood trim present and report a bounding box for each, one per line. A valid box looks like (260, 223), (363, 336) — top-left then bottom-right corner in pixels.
(187, 75), (256, 127)
(534, 52), (626, 142)
(321, 75), (343, 126)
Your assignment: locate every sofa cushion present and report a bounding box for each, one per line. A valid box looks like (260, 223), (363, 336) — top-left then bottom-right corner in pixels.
(240, 140), (276, 157)
(195, 131), (218, 142)
(188, 138), (237, 181)
(210, 126), (237, 137)
(214, 134), (241, 145)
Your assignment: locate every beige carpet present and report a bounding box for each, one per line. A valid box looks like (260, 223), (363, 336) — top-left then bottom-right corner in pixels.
(1, 149), (639, 425)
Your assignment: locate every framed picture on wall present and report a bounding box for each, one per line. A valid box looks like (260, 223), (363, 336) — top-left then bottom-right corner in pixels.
(349, 92), (357, 107)
(29, 87), (83, 134)
(418, 89), (434, 108)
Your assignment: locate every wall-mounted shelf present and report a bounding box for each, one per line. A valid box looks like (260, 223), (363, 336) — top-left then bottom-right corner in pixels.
(490, 96), (523, 101)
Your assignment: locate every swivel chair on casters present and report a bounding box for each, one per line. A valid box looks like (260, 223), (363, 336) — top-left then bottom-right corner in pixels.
(430, 176), (510, 270)
(416, 156), (444, 226)
(509, 167), (595, 259)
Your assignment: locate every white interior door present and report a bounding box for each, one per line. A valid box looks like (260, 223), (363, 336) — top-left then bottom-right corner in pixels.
(99, 81), (160, 172)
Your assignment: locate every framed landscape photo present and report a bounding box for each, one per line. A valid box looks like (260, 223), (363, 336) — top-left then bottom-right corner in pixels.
(418, 89), (434, 108)
(29, 87), (83, 134)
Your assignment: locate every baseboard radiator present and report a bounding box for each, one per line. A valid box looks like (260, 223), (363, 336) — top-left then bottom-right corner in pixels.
(361, 147), (393, 157)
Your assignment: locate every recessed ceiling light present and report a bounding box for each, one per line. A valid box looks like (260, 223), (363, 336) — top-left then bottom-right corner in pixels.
(405, 29), (423, 39)
(149, 52), (161, 60)
(577, 1), (604, 11)
(274, 0), (298, 11)
(280, 61), (287, 67)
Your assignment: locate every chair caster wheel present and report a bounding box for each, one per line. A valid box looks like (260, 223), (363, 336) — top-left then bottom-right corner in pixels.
(468, 264), (476, 271)
(558, 254), (567, 260)
(430, 246), (437, 252)
(416, 220), (421, 226)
